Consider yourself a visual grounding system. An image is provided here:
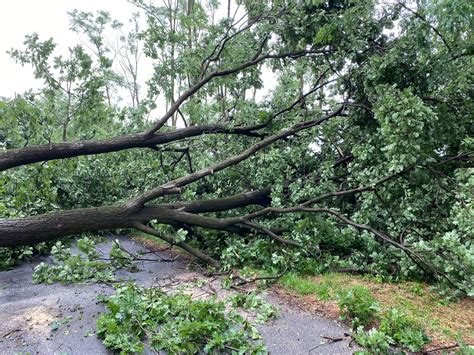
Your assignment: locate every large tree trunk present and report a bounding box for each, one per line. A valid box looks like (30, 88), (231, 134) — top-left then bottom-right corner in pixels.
(0, 205), (134, 246)
(0, 188), (272, 247)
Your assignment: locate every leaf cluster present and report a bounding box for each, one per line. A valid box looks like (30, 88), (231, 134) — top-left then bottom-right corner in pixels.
(32, 237), (133, 284)
(338, 286), (430, 353)
(97, 283), (267, 354)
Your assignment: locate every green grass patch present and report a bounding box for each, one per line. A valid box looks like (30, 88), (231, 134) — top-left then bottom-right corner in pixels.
(280, 272), (349, 300)
(278, 272), (474, 350)
(280, 273), (321, 296)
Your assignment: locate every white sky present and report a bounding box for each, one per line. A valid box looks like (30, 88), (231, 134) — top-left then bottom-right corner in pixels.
(0, 0), (277, 107)
(0, 0), (140, 98)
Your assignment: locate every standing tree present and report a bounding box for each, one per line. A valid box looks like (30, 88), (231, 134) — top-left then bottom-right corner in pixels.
(0, 0), (472, 293)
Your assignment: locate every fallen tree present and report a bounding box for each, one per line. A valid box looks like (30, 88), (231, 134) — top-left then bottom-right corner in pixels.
(1, 1), (472, 293)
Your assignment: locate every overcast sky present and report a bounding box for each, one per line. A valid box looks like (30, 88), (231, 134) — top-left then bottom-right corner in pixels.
(0, 0), (142, 98)
(0, 0), (277, 107)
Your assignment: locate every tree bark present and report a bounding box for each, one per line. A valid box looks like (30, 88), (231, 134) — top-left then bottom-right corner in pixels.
(0, 187), (272, 247)
(0, 124), (265, 171)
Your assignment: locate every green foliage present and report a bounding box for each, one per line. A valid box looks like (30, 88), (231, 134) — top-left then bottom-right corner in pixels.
(227, 292), (279, 323)
(338, 287), (431, 351)
(109, 240), (133, 268)
(353, 308), (431, 353)
(2, 0), (473, 298)
(280, 273), (320, 296)
(337, 286), (380, 328)
(354, 327), (393, 354)
(1, 3), (472, 353)
(373, 85), (439, 172)
(32, 237), (131, 284)
(379, 309), (430, 352)
(96, 283), (266, 354)
(0, 246), (33, 270)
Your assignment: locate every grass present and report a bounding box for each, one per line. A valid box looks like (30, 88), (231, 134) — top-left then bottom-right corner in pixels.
(278, 273), (322, 296)
(278, 272), (474, 349)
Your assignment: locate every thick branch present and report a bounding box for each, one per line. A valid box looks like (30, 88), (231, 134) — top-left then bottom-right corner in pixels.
(0, 205), (134, 246)
(161, 187), (272, 213)
(0, 123), (265, 171)
(133, 223), (220, 267)
(1, 46), (331, 172)
(0, 185), (272, 247)
(132, 107), (344, 206)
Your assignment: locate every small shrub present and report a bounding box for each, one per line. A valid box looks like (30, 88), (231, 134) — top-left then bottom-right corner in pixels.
(354, 326), (393, 354)
(379, 309), (430, 352)
(337, 286), (380, 328)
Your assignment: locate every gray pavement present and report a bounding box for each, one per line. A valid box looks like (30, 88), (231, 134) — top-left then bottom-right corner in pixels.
(0, 236), (355, 354)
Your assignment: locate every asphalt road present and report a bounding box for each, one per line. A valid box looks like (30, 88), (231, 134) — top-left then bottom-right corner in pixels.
(0, 236), (356, 354)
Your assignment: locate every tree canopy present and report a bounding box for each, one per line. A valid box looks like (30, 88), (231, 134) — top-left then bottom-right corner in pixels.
(0, 0), (473, 295)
